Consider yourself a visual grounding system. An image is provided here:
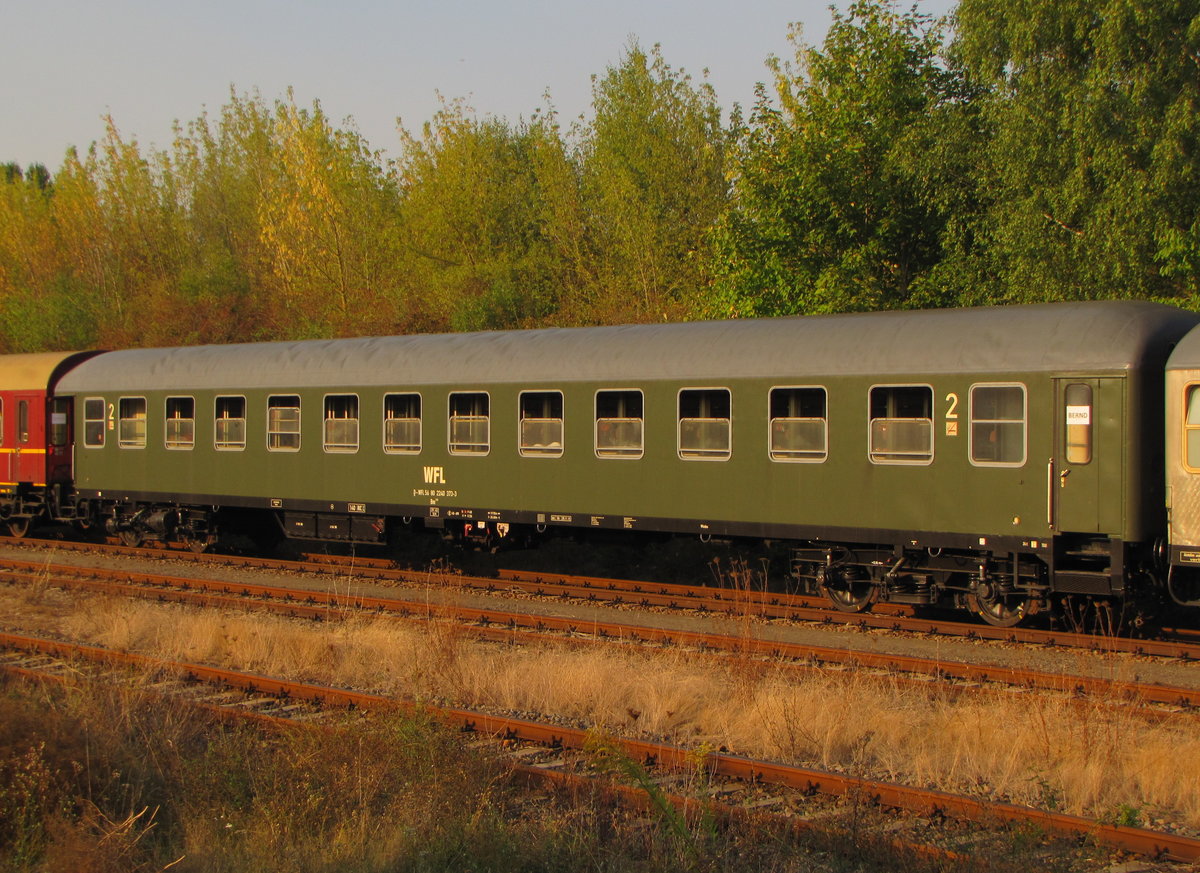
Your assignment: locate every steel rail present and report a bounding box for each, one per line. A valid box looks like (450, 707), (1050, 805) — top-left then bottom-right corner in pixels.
(6, 560), (1200, 710)
(15, 535), (1200, 659)
(509, 765), (974, 865)
(0, 567), (1017, 711)
(0, 643), (970, 866)
(0, 631), (1195, 863)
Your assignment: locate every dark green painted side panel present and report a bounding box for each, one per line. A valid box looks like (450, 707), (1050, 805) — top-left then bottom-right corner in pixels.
(68, 367), (1134, 544)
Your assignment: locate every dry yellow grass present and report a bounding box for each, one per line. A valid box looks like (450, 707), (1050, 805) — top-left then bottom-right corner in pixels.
(4, 581), (1199, 830)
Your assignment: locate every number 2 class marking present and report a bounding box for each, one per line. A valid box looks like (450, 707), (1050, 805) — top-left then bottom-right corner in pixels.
(945, 392), (959, 420)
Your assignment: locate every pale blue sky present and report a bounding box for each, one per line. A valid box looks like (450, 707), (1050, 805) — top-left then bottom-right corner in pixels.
(3, 0), (955, 171)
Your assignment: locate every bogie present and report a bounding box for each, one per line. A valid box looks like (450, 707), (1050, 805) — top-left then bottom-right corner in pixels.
(793, 542), (1053, 626)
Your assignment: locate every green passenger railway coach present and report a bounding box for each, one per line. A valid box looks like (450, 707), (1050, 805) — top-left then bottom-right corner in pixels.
(3, 300), (1199, 627)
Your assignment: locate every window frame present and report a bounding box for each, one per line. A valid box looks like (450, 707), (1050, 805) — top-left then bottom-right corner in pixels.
(164, 395), (196, 451)
(518, 390), (564, 459)
(968, 382), (1027, 468)
(768, 385), (828, 463)
(322, 393), (360, 454)
(117, 396), (148, 450)
(214, 395), (247, 452)
(266, 394), (302, 453)
(383, 392), (422, 455)
(594, 388), (645, 460)
(1185, 383), (1200, 473)
(448, 391), (490, 456)
(867, 383), (934, 466)
(17, 400), (29, 444)
(677, 387), (732, 462)
(83, 397), (106, 448)
(1064, 382), (1093, 466)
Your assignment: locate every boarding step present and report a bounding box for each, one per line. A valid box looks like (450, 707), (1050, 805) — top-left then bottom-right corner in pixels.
(1052, 569), (1113, 596)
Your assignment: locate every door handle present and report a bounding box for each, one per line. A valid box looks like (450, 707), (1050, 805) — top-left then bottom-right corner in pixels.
(1059, 468), (1070, 487)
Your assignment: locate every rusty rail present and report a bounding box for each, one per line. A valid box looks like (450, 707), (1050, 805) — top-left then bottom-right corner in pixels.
(13, 536), (1200, 659)
(0, 637), (969, 865)
(5, 559), (1199, 709)
(0, 631), (1195, 863)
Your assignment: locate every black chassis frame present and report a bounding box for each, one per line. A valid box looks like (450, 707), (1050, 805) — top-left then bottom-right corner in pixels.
(78, 486), (1148, 603)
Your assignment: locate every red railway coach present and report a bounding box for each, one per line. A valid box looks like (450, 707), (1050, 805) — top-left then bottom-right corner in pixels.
(0, 351), (101, 535)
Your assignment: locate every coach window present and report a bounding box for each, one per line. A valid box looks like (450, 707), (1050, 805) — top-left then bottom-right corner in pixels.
(267, 395), (301, 452)
(17, 401), (28, 444)
(118, 397), (147, 449)
(164, 397), (195, 450)
(769, 387), (827, 462)
(595, 390), (643, 459)
(1065, 383), (1092, 465)
(869, 385), (933, 464)
(383, 393), (421, 454)
(969, 384), (1026, 467)
(0, 398), (4, 445)
(679, 388), (731, 461)
(1185, 385), (1200, 471)
(84, 398), (105, 448)
(519, 391), (563, 458)
(323, 394), (359, 453)
(215, 396), (246, 451)
(50, 398), (70, 446)
(449, 392), (489, 455)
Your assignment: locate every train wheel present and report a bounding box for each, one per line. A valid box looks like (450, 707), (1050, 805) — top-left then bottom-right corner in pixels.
(7, 517), (30, 538)
(967, 582), (1032, 627)
(119, 529), (143, 548)
(822, 568), (877, 613)
(185, 533), (214, 554)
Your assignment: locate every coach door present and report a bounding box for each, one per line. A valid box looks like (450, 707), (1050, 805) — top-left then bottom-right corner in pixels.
(13, 394), (42, 484)
(47, 398), (73, 483)
(0, 397), (8, 484)
(1052, 377), (1123, 534)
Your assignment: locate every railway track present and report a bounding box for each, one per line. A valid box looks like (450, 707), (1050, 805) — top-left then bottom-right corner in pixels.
(3, 555), (1199, 711)
(10, 535), (1200, 661)
(2, 630), (1197, 865)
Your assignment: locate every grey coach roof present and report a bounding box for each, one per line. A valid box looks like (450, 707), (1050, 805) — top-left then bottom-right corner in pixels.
(1167, 319), (1200, 371)
(56, 301), (1200, 393)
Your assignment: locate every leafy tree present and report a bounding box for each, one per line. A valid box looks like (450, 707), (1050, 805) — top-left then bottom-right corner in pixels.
(84, 119), (187, 346)
(951, 0), (1200, 303)
(37, 146), (115, 347)
(168, 90), (276, 344)
(0, 165), (52, 301)
(397, 98), (579, 331)
(707, 2), (952, 317)
(576, 41), (728, 323)
(257, 93), (407, 338)
(24, 163), (51, 191)
(0, 162), (89, 351)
